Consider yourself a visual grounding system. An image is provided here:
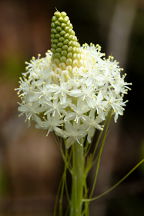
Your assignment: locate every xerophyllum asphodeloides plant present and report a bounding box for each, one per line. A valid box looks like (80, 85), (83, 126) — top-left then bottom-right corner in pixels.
(16, 10), (143, 216)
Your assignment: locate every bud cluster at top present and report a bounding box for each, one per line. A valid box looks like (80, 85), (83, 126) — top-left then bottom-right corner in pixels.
(51, 11), (82, 70)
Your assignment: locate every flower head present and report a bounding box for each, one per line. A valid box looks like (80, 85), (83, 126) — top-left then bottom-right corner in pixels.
(17, 11), (130, 146)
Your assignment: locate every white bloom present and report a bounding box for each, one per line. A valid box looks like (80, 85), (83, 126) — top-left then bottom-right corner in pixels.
(17, 11), (131, 146)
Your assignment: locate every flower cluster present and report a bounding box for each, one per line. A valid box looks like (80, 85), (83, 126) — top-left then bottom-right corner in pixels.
(17, 11), (130, 146)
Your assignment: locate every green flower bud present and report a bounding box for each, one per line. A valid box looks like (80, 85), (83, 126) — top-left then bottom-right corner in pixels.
(56, 26), (62, 32)
(63, 16), (69, 23)
(59, 37), (64, 42)
(61, 12), (67, 17)
(60, 56), (67, 62)
(51, 23), (55, 28)
(64, 33), (70, 39)
(73, 59), (79, 66)
(60, 30), (65, 36)
(66, 58), (72, 65)
(55, 21), (60, 26)
(54, 11), (61, 18)
(68, 46), (73, 52)
(51, 28), (57, 34)
(52, 16), (56, 22)
(52, 44), (57, 49)
(58, 17), (64, 23)
(65, 26), (70, 32)
(53, 58), (60, 64)
(54, 53), (61, 59)
(57, 42), (63, 47)
(55, 34), (60, 39)
(67, 52), (73, 58)
(63, 45), (68, 50)
(52, 39), (58, 44)
(63, 39), (69, 45)
(51, 10), (82, 69)
(56, 48), (61, 53)
(61, 23), (66, 28)
(59, 62), (66, 69)
(61, 50), (67, 56)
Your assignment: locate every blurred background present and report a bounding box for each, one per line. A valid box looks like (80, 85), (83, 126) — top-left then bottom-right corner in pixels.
(0, 0), (144, 215)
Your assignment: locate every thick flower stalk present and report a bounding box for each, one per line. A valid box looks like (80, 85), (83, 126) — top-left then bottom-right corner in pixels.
(17, 10), (131, 216)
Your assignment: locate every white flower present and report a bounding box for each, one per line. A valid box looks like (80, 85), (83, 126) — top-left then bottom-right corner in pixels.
(17, 11), (131, 146)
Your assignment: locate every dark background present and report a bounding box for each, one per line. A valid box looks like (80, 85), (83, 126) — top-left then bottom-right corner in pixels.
(0, 0), (144, 215)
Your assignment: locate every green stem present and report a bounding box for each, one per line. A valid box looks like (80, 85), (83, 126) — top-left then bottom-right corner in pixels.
(70, 142), (85, 216)
(83, 158), (144, 202)
(90, 112), (112, 198)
